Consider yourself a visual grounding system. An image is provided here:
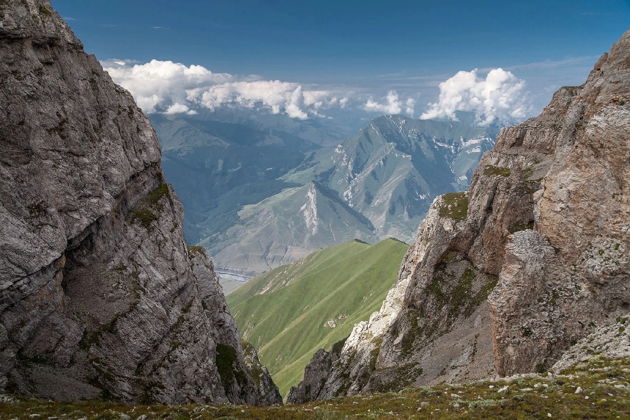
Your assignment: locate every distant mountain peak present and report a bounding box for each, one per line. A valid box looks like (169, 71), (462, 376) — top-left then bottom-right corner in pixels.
(156, 97), (501, 274)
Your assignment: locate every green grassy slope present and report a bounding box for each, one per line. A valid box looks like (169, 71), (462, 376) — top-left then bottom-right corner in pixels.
(227, 238), (409, 396)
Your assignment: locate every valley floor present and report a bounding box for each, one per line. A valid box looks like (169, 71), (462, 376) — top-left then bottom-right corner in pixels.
(1, 357), (628, 419)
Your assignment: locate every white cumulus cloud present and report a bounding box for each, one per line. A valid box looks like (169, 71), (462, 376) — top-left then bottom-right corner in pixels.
(363, 90), (415, 116)
(102, 59), (342, 119)
(191, 80), (315, 119)
(420, 68), (529, 125)
(164, 103), (196, 115)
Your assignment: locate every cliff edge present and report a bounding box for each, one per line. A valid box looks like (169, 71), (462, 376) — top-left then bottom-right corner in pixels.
(0, 0), (280, 405)
(289, 29), (630, 403)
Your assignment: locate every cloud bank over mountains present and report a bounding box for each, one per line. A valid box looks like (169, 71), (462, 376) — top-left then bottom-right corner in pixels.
(420, 68), (530, 125)
(103, 59), (346, 119)
(363, 90), (415, 116)
(104, 59), (529, 124)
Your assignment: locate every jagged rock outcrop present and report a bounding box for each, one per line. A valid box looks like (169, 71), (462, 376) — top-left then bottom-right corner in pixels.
(0, 0), (280, 405)
(288, 30), (630, 403)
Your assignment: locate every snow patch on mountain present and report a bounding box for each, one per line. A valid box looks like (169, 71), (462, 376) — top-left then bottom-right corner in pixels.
(300, 184), (319, 235)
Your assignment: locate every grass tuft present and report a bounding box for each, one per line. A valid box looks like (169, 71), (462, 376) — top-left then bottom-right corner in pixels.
(129, 184), (170, 229)
(438, 192), (468, 221)
(216, 343), (238, 388)
(508, 221), (535, 234)
(38, 5), (53, 16)
(484, 165), (511, 177)
(130, 209), (158, 228)
(186, 245), (207, 256)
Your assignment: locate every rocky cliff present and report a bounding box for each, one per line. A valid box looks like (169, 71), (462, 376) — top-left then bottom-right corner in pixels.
(0, 0), (280, 405)
(288, 30), (630, 403)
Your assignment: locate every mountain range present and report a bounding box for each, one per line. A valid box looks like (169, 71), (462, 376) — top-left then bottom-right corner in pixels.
(155, 111), (499, 275)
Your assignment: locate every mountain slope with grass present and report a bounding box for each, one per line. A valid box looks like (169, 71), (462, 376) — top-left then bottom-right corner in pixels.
(227, 238), (409, 396)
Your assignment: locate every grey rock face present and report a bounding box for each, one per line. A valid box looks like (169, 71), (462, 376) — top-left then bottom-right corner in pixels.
(551, 317), (629, 373)
(288, 30), (630, 403)
(0, 0), (280, 405)
(287, 339), (345, 403)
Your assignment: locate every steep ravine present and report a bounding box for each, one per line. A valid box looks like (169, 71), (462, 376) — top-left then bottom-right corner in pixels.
(288, 30), (630, 403)
(0, 0), (280, 405)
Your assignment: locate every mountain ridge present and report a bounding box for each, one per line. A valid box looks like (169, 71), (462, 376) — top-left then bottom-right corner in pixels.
(283, 114), (498, 241)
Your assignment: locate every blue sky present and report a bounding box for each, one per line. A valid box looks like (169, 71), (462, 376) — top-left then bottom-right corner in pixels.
(51, 0), (630, 120)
